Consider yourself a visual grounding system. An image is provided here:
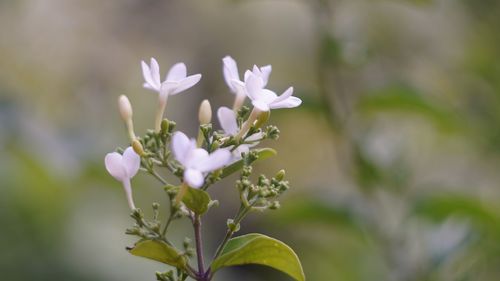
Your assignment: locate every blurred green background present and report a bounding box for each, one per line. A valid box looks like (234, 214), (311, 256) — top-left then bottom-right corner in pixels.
(1, 0), (500, 280)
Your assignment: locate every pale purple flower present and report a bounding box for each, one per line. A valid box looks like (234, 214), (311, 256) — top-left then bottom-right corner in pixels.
(141, 58), (202, 98)
(223, 56), (271, 110)
(217, 106), (262, 159)
(172, 131), (231, 188)
(104, 147), (141, 210)
(243, 72), (301, 112)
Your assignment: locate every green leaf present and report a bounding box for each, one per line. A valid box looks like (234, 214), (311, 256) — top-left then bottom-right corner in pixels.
(128, 240), (186, 268)
(221, 148), (277, 178)
(182, 186), (211, 214)
(211, 233), (305, 281)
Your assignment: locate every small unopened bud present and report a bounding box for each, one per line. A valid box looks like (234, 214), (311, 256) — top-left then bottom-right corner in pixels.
(198, 99), (212, 125)
(132, 140), (145, 156)
(183, 237), (191, 249)
(118, 95), (137, 141)
(160, 119), (170, 134)
(227, 219), (240, 232)
(118, 95), (133, 121)
(269, 201), (281, 210)
(274, 169), (285, 181)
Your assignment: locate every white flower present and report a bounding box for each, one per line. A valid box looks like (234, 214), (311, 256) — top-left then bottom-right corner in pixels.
(142, 58), (202, 132)
(141, 58), (202, 98)
(244, 72), (302, 112)
(172, 131), (232, 188)
(223, 56), (271, 110)
(217, 106), (262, 159)
(104, 147), (141, 210)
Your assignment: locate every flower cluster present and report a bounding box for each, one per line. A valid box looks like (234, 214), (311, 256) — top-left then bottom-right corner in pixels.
(105, 56), (301, 209)
(104, 56), (303, 281)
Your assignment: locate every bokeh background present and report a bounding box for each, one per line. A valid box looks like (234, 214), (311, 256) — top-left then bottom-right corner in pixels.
(1, 0), (500, 280)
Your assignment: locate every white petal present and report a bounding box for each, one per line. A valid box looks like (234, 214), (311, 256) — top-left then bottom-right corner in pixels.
(271, 87), (293, 104)
(269, 96), (302, 109)
(150, 58), (161, 88)
(141, 61), (158, 90)
(252, 65), (261, 76)
(231, 79), (246, 97)
(160, 80), (179, 96)
(166, 62), (187, 81)
(196, 149), (232, 173)
(243, 69), (252, 82)
(105, 152), (127, 181)
(170, 74), (202, 95)
(217, 106), (238, 135)
(233, 145), (250, 159)
(122, 147), (141, 178)
(260, 89), (278, 104)
(246, 132), (263, 143)
(223, 56), (240, 92)
(184, 169), (205, 188)
(186, 148), (210, 168)
(260, 65), (272, 85)
(252, 99), (270, 111)
(172, 131), (194, 166)
(143, 82), (157, 92)
(245, 73), (265, 100)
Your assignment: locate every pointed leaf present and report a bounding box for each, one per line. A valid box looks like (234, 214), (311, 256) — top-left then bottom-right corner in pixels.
(221, 148), (277, 178)
(182, 186), (211, 214)
(128, 240), (186, 268)
(211, 233), (305, 281)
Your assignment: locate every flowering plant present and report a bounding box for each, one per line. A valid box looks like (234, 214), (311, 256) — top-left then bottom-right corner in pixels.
(105, 56), (304, 281)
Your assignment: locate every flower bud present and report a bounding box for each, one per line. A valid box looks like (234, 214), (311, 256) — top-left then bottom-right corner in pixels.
(160, 119), (170, 134)
(269, 201), (281, 210)
(198, 99), (212, 125)
(118, 95), (133, 121)
(132, 140), (145, 156)
(227, 219), (241, 232)
(274, 169), (285, 181)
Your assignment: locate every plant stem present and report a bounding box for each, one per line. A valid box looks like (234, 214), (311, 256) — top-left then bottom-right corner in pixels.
(212, 205), (251, 261)
(149, 168), (167, 185)
(193, 215), (205, 280)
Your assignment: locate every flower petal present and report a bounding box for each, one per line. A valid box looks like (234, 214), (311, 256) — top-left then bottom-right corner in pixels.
(170, 74), (202, 95)
(260, 65), (272, 85)
(186, 148), (210, 168)
(217, 106), (239, 135)
(142, 60), (158, 90)
(232, 145), (250, 159)
(231, 79), (246, 97)
(223, 56), (240, 92)
(184, 169), (205, 188)
(150, 58), (161, 88)
(269, 96), (302, 109)
(166, 62), (187, 81)
(122, 147), (141, 178)
(196, 148), (232, 173)
(143, 82), (157, 91)
(172, 131), (195, 166)
(252, 99), (270, 111)
(245, 73), (265, 101)
(271, 87), (293, 104)
(105, 152), (127, 181)
(246, 132), (263, 143)
(243, 69), (252, 82)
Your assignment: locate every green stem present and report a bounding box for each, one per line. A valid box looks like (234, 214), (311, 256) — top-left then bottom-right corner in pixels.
(149, 168), (167, 185)
(211, 205), (251, 261)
